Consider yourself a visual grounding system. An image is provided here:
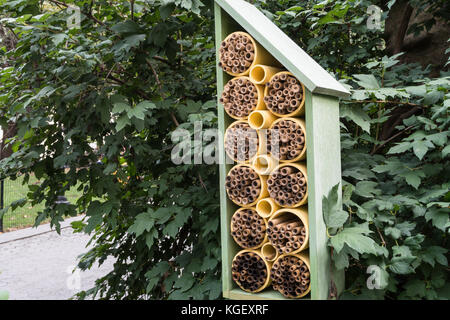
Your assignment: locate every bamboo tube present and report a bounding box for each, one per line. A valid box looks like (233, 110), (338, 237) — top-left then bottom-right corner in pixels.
(232, 249), (273, 293)
(269, 208), (309, 253)
(224, 120), (261, 163)
(226, 164), (268, 207)
(269, 162), (308, 207)
(251, 154), (278, 175)
(264, 71), (305, 117)
(269, 117), (307, 162)
(248, 110), (277, 130)
(221, 76), (265, 120)
(249, 64), (282, 85)
(230, 207), (268, 249)
(272, 252), (311, 298)
(220, 32), (279, 77)
(261, 242), (279, 262)
(256, 197), (280, 219)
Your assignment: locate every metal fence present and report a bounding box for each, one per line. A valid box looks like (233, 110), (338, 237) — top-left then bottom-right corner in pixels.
(0, 175), (78, 233)
(0, 177), (48, 233)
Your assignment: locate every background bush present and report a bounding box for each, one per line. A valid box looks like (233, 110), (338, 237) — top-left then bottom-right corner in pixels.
(0, 0), (448, 299)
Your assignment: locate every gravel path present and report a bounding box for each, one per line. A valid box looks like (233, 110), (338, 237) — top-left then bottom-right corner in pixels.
(0, 227), (115, 300)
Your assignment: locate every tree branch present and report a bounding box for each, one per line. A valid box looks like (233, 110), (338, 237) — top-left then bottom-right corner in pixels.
(350, 100), (422, 108)
(370, 124), (416, 155)
(393, 2), (413, 54)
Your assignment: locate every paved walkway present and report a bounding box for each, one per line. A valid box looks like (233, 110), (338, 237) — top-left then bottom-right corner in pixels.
(0, 221), (115, 300)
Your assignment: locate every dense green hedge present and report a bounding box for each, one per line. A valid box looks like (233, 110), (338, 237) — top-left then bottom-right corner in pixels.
(0, 0), (448, 299)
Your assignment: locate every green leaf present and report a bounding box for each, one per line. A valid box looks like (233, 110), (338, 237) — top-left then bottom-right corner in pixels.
(422, 246), (448, 267)
(425, 208), (449, 232)
(127, 209), (155, 237)
(354, 181), (380, 198)
(353, 74), (380, 89)
(412, 140), (434, 160)
(442, 145), (450, 157)
(426, 132), (448, 147)
(116, 114), (131, 131)
(112, 102), (130, 114)
(51, 33), (67, 46)
(389, 246), (416, 275)
(145, 229), (158, 249)
(402, 171), (424, 189)
(330, 226), (377, 255)
(200, 257), (218, 272)
(405, 85), (426, 97)
(145, 261), (170, 293)
(159, 3), (175, 20)
(385, 227), (401, 239)
(332, 244), (359, 270)
(173, 274), (195, 292)
(340, 105), (371, 133)
(387, 142), (411, 154)
(111, 20), (142, 34)
(404, 279), (426, 298)
(322, 183), (348, 229)
(423, 90), (442, 105)
(396, 221), (416, 236)
(85, 201), (113, 233)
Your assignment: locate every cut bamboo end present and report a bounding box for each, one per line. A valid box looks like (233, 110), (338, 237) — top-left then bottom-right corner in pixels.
(249, 64), (282, 85)
(232, 249), (273, 293)
(264, 71), (305, 117)
(268, 117), (307, 162)
(221, 76), (265, 120)
(271, 252), (311, 298)
(219, 32), (279, 77)
(248, 110), (277, 130)
(267, 162), (308, 208)
(230, 207), (268, 249)
(252, 154), (278, 175)
(256, 197), (280, 219)
(224, 121), (260, 163)
(261, 242), (279, 262)
(225, 164), (268, 207)
(268, 208), (309, 254)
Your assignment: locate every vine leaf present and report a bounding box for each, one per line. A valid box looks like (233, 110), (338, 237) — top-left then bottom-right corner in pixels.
(330, 227), (377, 255)
(323, 182), (349, 229)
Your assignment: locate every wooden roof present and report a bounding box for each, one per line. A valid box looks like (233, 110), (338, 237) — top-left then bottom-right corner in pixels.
(215, 0), (351, 98)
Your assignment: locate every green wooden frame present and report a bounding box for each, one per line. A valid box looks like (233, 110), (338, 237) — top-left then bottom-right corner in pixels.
(215, 0), (349, 300)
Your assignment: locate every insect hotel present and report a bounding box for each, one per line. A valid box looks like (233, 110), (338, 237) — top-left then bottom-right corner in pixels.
(215, 0), (350, 300)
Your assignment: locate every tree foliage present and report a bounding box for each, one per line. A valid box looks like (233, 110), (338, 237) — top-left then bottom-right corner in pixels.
(0, 0), (448, 299)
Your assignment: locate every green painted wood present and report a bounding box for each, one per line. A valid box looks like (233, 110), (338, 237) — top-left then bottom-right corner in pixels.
(305, 89), (345, 300)
(214, 0), (350, 98)
(226, 289), (294, 300)
(215, 3), (240, 297)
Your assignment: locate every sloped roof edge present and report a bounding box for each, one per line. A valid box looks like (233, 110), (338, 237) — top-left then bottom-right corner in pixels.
(215, 0), (351, 98)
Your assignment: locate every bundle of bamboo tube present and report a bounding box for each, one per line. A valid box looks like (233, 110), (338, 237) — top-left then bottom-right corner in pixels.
(231, 208), (267, 249)
(267, 165), (307, 207)
(225, 121), (259, 162)
(225, 165), (264, 206)
(264, 72), (304, 116)
(268, 118), (305, 161)
(220, 77), (261, 119)
(267, 214), (306, 254)
(219, 31), (312, 298)
(271, 254), (311, 298)
(218, 32), (255, 75)
(232, 250), (270, 293)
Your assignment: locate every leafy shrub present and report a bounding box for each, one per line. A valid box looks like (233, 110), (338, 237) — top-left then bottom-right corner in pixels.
(0, 0), (448, 299)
